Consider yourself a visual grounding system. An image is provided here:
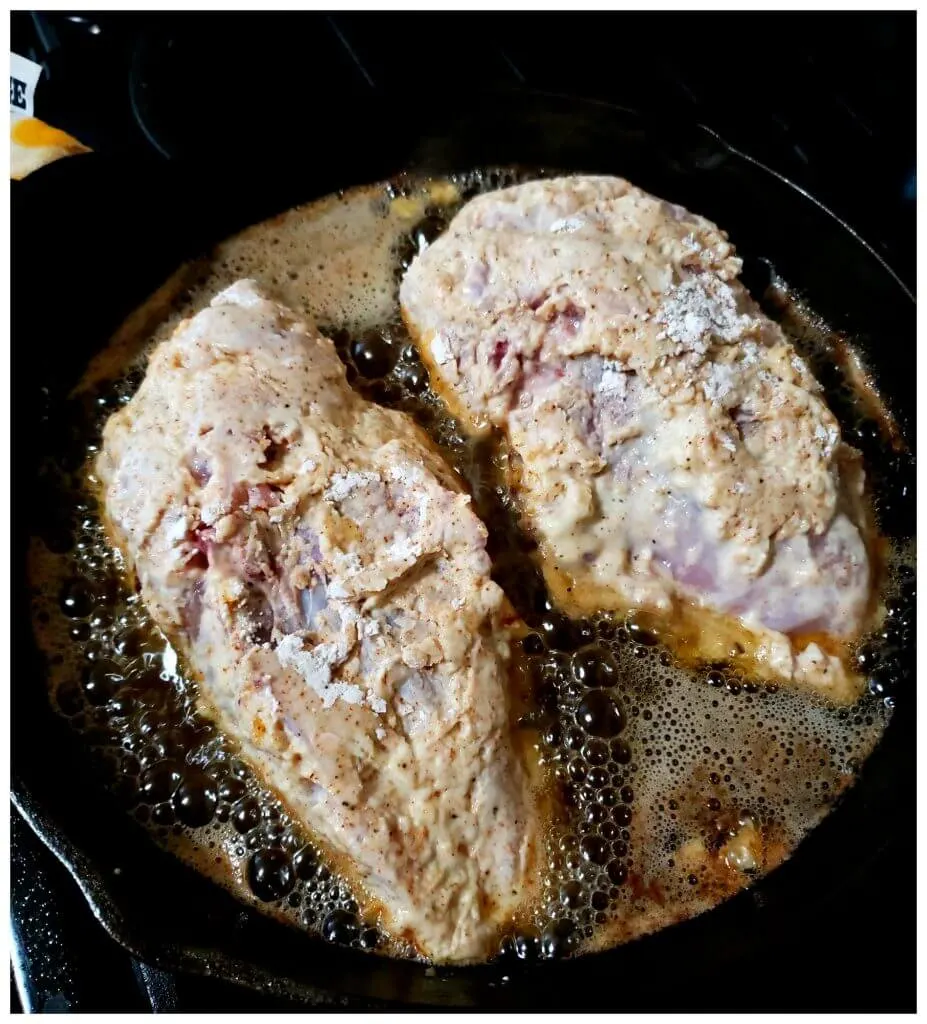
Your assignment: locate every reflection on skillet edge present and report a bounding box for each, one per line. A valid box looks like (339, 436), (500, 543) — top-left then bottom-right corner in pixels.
(28, 170), (913, 965)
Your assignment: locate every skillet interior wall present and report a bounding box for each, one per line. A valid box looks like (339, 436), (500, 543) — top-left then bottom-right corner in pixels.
(12, 93), (915, 1008)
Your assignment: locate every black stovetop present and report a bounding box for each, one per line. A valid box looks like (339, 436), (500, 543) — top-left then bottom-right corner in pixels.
(10, 11), (915, 1013)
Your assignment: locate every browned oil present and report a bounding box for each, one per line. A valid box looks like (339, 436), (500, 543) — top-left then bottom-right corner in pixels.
(27, 170), (914, 965)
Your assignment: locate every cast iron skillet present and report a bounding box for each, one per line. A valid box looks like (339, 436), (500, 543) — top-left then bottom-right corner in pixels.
(12, 91), (916, 1010)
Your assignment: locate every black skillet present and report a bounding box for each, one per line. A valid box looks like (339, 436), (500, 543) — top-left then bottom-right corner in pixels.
(12, 90), (916, 1010)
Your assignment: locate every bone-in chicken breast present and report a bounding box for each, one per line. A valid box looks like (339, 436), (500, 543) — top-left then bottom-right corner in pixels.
(400, 176), (874, 700)
(96, 280), (539, 962)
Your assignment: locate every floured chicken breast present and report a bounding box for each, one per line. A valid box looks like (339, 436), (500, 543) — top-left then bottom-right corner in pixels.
(96, 279), (539, 962)
(400, 176), (875, 701)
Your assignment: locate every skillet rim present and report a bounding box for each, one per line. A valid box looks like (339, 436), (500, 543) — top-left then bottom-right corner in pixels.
(11, 87), (915, 1009)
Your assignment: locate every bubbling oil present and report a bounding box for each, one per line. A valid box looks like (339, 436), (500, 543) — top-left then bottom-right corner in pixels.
(28, 169), (914, 965)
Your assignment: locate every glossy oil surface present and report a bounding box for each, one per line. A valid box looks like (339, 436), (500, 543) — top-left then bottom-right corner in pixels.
(28, 170), (913, 964)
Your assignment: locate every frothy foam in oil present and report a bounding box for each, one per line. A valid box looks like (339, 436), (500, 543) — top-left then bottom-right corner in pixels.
(28, 169), (914, 965)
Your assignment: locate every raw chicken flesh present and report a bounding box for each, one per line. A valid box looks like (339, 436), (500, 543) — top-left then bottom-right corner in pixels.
(400, 176), (874, 700)
(96, 280), (539, 962)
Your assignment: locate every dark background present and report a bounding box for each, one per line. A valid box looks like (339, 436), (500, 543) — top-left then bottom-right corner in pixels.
(10, 10), (915, 1012)
(11, 11), (915, 290)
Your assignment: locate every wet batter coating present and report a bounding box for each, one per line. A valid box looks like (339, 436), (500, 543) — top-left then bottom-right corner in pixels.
(97, 280), (539, 962)
(400, 176), (874, 699)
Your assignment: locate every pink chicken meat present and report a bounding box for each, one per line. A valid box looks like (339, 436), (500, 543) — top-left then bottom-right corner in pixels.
(400, 176), (875, 700)
(96, 280), (539, 962)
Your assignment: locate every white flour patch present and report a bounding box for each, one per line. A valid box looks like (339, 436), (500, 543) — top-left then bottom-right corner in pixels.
(325, 470), (379, 503)
(658, 277), (749, 354)
(367, 694), (388, 715)
(275, 634), (361, 709)
(549, 216), (585, 234)
(598, 360), (629, 396)
(329, 550), (363, 593)
(165, 511), (190, 544)
(701, 362), (739, 404)
(386, 534), (420, 564)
